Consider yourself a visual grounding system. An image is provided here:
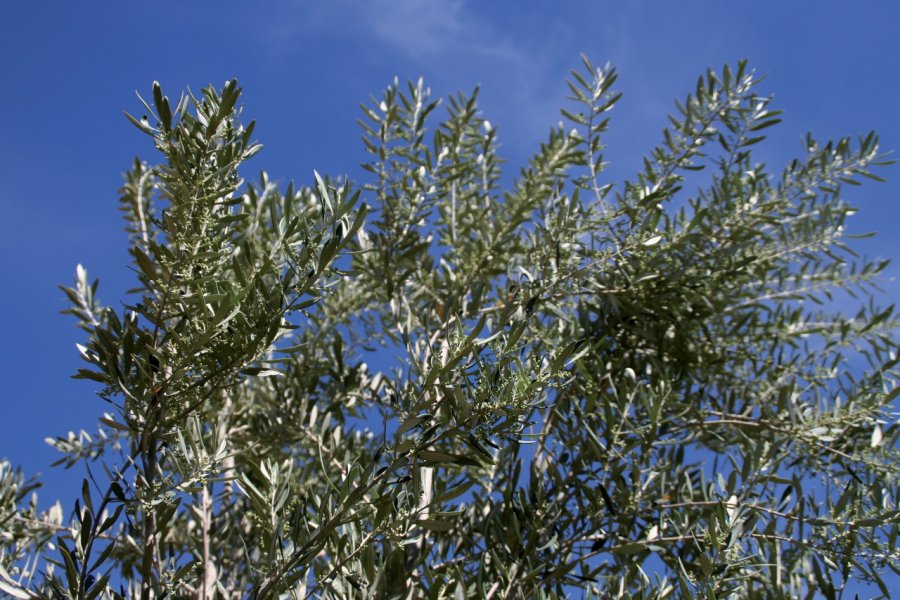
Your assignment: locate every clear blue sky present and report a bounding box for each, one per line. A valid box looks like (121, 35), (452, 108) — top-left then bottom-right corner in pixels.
(1, 0), (898, 591)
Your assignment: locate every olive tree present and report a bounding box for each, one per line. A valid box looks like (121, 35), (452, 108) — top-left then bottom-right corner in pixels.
(1, 57), (897, 599)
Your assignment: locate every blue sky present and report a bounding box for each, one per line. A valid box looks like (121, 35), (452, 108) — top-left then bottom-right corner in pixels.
(1, 0), (898, 591)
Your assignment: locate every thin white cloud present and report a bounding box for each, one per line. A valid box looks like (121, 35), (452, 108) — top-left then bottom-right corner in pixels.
(364, 0), (468, 59)
(268, 0), (526, 66)
(264, 0), (570, 153)
(361, 0), (524, 64)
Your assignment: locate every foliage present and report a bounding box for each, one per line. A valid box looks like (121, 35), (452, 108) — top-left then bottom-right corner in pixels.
(1, 57), (898, 599)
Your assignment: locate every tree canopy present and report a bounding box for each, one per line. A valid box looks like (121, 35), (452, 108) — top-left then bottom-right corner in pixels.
(1, 57), (898, 599)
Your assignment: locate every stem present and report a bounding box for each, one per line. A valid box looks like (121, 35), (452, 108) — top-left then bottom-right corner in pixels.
(139, 438), (159, 600)
(200, 483), (215, 600)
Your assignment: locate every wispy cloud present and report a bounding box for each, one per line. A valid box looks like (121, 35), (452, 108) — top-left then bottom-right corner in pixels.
(265, 1), (575, 155)
(269, 0), (525, 66)
(355, 0), (524, 64)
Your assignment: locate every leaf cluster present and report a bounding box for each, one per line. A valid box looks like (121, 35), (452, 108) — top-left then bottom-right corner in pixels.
(1, 58), (897, 599)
